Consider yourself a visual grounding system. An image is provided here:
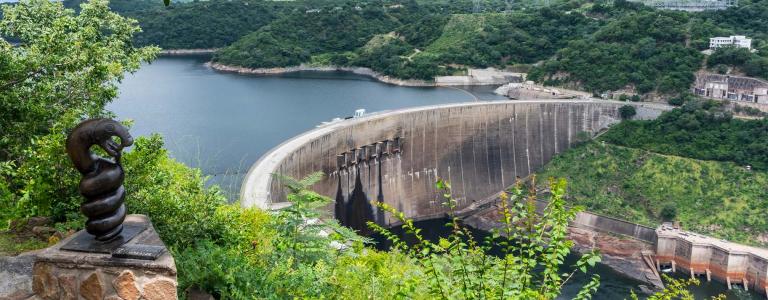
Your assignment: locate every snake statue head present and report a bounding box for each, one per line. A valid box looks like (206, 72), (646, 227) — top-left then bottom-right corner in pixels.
(95, 120), (134, 160)
(67, 119), (134, 174)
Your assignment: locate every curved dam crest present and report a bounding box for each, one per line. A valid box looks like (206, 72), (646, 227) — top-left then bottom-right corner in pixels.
(241, 100), (667, 229)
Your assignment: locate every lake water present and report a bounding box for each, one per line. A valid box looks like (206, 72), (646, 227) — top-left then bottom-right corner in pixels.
(111, 56), (760, 299)
(110, 56), (505, 198)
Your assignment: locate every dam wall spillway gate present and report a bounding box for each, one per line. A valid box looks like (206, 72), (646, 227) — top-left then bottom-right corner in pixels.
(241, 100), (665, 230)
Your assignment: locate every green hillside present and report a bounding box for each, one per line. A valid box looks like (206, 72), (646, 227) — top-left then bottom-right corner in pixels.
(213, 4), (597, 80)
(63, 0), (284, 49)
(208, 0), (768, 94)
(601, 100), (768, 170)
(213, 3), (407, 69)
(58, 0), (768, 95)
(538, 142), (768, 246)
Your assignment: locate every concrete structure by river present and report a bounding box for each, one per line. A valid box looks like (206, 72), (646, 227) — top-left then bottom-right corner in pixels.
(241, 100), (664, 217)
(241, 99), (768, 297)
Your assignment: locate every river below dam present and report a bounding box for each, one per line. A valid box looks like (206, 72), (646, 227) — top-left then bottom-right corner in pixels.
(395, 219), (760, 300)
(111, 56), (760, 299)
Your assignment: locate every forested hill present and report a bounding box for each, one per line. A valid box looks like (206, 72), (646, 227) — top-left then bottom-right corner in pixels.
(61, 0), (515, 49)
(213, 2), (602, 80)
(63, 0), (283, 49)
(61, 0), (768, 95)
(530, 0), (768, 95)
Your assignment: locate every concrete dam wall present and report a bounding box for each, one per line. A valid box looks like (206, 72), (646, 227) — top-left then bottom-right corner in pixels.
(241, 100), (666, 230)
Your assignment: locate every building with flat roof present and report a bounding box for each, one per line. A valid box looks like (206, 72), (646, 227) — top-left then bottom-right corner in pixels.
(710, 35), (752, 50)
(630, 0), (737, 11)
(693, 73), (768, 104)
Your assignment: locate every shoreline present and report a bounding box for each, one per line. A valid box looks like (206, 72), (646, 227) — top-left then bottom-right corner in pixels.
(159, 48), (219, 56)
(207, 62), (436, 87)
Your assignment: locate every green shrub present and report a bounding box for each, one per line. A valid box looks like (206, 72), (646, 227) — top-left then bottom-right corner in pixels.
(619, 105), (637, 119)
(176, 241), (268, 299)
(10, 129), (82, 223)
(667, 96), (685, 106)
(0, 162), (14, 227)
(121, 135), (231, 248)
(369, 178), (602, 299)
(574, 131), (593, 146)
(660, 205), (677, 221)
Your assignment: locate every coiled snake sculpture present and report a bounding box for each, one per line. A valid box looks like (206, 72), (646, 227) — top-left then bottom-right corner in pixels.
(66, 119), (134, 241)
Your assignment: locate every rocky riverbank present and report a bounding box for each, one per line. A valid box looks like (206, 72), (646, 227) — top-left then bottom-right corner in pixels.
(207, 62), (435, 86)
(159, 48), (218, 56)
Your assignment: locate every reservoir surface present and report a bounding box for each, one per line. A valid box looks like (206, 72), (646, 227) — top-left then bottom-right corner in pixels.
(110, 56), (503, 197)
(111, 56), (759, 299)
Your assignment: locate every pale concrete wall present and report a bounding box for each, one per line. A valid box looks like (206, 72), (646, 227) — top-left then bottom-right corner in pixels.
(748, 256), (768, 293)
(241, 100), (667, 229)
(572, 211), (658, 243)
(656, 227), (768, 295)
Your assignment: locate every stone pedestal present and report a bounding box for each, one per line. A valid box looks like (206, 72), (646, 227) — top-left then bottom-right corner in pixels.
(31, 215), (177, 300)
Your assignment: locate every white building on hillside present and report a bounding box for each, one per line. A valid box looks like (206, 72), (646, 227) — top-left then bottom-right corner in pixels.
(629, 0), (737, 11)
(710, 36), (752, 50)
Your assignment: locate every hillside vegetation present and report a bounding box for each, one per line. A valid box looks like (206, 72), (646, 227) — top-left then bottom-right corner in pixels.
(214, 3), (407, 69)
(602, 100), (768, 170)
(63, 0), (283, 49)
(60, 0), (768, 95)
(213, 4), (598, 80)
(538, 102), (768, 246)
(538, 142), (768, 246)
(530, 0), (768, 91)
(212, 0), (768, 94)
(528, 3), (705, 94)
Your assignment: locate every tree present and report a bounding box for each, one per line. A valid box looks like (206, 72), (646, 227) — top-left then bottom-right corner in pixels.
(667, 92), (695, 106)
(707, 47), (752, 68)
(0, 0), (157, 221)
(619, 105), (636, 119)
(745, 57), (768, 78)
(706, 47), (768, 80)
(660, 204), (677, 221)
(0, 0), (157, 161)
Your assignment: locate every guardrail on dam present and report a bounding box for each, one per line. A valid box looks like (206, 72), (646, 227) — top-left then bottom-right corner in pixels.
(241, 100), (667, 230)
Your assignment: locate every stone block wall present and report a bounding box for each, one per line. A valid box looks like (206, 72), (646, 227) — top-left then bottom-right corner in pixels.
(32, 264), (176, 300)
(26, 215), (178, 300)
